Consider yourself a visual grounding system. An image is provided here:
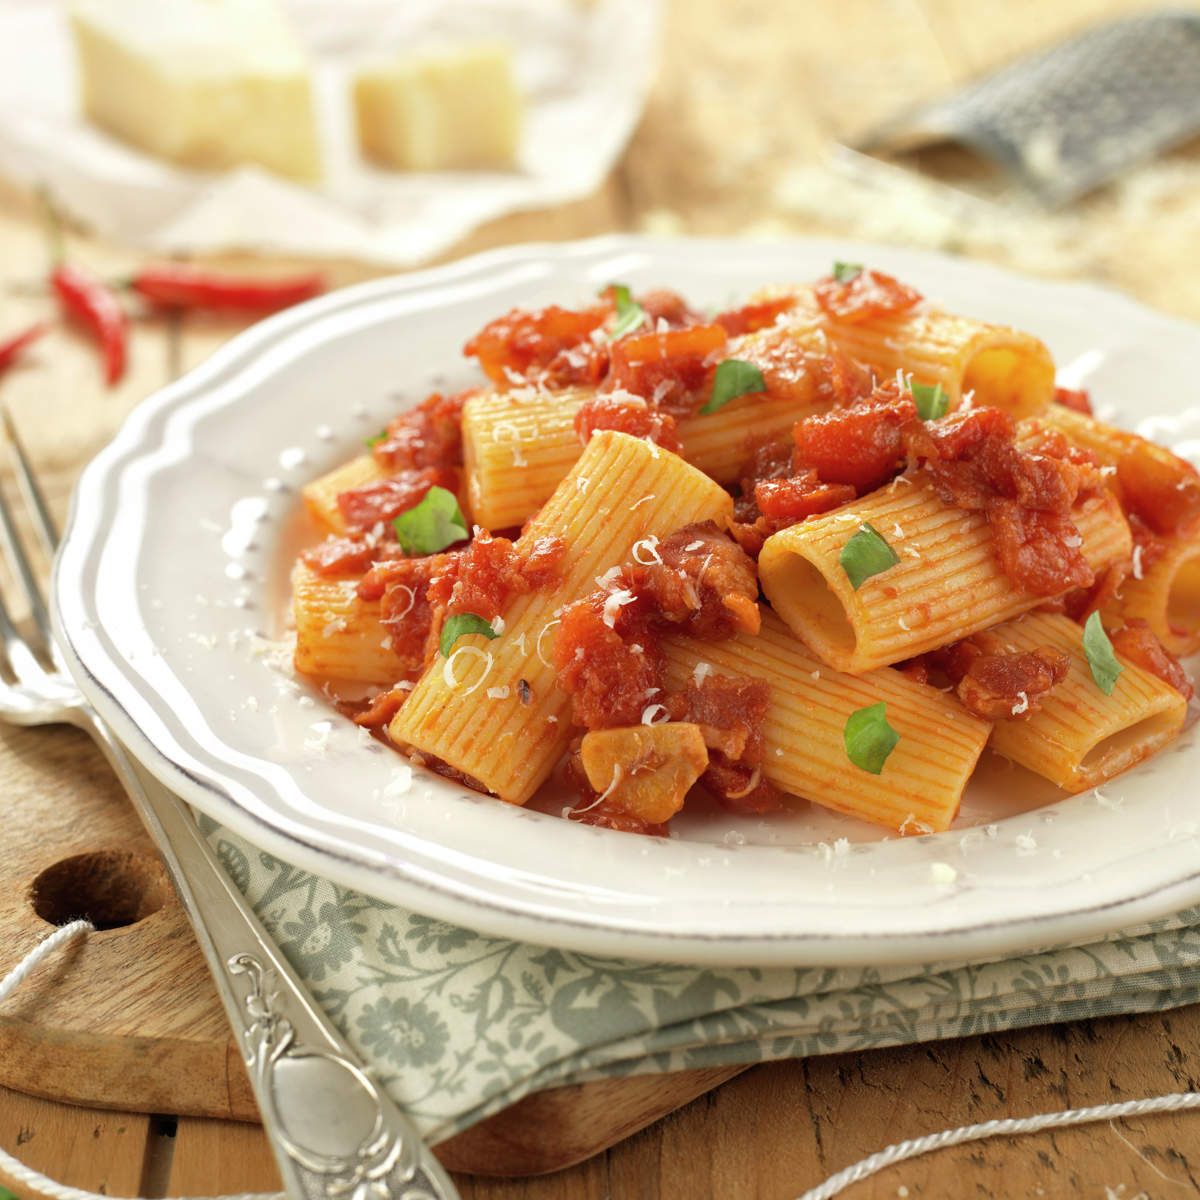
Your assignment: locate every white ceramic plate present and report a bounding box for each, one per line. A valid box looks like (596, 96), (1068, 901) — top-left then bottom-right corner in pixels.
(52, 235), (1200, 967)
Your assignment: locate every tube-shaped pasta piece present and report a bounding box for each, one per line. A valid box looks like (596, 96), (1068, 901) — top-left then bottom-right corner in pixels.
(461, 387), (587, 531)
(662, 612), (991, 833)
(759, 478), (1131, 674)
(462, 320), (842, 530)
(1024, 407), (1200, 654)
(302, 454), (386, 535)
(1030, 406), (1192, 474)
(1106, 538), (1200, 657)
(292, 563), (407, 685)
(970, 611), (1187, 792)
(761, 286), (1055, 417)
(390, 431), (734, 804)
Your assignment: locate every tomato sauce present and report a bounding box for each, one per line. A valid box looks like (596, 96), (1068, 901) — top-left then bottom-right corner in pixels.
(937, 641), (1070, 721)
(1110, 620), (1194, 699)
(574, 393), (683, 453)
(464, 303), (611, 385)
(813, 268), (922, 323)
(446, 531), (567, 621)
(607, 323), (728, 419)
(336, 466), (459, 534)
(372, 390), (469, 473)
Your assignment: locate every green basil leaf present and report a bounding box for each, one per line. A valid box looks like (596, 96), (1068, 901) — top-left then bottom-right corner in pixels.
(844, 702), (899, 774)
(393, 485), (468, 556)
(699, 358), (767, 415)
(0, 1188), (20, 1200)
(832, 261), (863, 284)
(839, 522), (900, 590)
(365, 428), (388, 448)
(610, 283), (646, 339)
(911, 381), (949, 421)
(440, 612), (499, 658)
(1083, 611), (1124, 695)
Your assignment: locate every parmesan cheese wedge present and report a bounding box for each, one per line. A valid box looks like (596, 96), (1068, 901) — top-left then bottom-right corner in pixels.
(70, 0), (321, 180)
(353, 42), (522, 171)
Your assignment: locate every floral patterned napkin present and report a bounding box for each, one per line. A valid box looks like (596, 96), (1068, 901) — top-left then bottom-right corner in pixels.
(197, 814), (1200, 1144)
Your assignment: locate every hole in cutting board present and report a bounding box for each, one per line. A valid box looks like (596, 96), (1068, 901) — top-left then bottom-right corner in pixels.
(28, 850), (170, 930)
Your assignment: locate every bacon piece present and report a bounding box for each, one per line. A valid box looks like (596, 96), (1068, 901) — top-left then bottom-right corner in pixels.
(664, 674), (779, 812)
(447, 530), (567, 622)
(565, 795), (670, 836)
(701, 759), (783, 814)
(988, 503), (1095, 596)
(302, 536), (376, 576)
(754, 474), (856, 521)
(732, 326), (872, 411)
(914, 407), (1104, 596)
(353, 685), (411, 729)
(372, 390), (469, 473)
(942, 642), (1070, 721)
(728, 453), (838, 557)
(608, 323), (728, 418)
(574, 393), (682, 453)
(357, 552), (460, 670)
(1054, 386), (1093, 415)
(1054, 561), (1130, 623)
(635, 288), (705, 328)
(713, 295), (796, 336)
(554, 593), (663, 730)
(637, 523), (760, 638)
(463, 303), (610, 384)
(1109, 619), (1194, 700)
(793, 380), (919, 492)
(813, 268), (922, 323)
(336, 466), (459, 534)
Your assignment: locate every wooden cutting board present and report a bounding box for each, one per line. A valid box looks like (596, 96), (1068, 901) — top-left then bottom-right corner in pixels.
(0, 718), (742, 1176)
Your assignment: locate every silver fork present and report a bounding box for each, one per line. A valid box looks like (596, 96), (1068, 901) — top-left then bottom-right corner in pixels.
(0, 408), (460, 1200)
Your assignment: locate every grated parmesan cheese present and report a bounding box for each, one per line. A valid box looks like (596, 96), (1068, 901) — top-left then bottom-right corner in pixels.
(632, 535), (663, 565)
(602, 589), (636, 628)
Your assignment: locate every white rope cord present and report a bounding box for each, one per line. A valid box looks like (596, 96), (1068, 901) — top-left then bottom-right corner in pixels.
(796, 1091), (1200, 1200)
(7, 921), (1200, 1200)
(0, 920), (283, 1200)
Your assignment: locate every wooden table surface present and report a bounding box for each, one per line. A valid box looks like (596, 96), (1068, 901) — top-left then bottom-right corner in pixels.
(4, 0), (1200, 1196)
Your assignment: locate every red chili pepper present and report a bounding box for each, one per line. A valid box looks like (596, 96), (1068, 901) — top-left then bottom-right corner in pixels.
(130, 264), (325, 311)
(52, 263), (128, 387)
(0, 322), (46, 373)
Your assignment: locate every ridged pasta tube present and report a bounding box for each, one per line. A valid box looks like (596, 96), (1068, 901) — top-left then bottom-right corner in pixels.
(390, 431), (734, 804)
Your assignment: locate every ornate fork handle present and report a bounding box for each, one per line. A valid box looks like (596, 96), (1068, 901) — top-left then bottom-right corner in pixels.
(79, 710), (459, 1200)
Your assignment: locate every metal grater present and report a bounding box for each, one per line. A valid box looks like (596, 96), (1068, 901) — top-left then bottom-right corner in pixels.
(857, 10), (1200, 206)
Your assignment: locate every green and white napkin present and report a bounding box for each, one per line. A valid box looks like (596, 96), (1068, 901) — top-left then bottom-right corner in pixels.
(197, 815), (1200, 1144)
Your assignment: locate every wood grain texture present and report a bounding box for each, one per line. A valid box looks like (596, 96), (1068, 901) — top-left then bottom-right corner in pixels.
(0, 1087), (151, 1200)
(2, 0), (1200, 1194)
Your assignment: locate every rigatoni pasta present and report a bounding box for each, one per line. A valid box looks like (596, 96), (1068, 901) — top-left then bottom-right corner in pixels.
(462, 320), (850, 530)
(762, 283), (1057, 417)
(662, 611), (990, 833)
(969, 612), (1188, 792)
(758, 480), (1130, 673)
(390, 430), (733, 805)
(288, 266), (1197, 840)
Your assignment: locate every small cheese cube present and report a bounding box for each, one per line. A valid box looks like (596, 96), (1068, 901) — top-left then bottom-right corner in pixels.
(353, 43), (522, 172)
(70, 0), (321, 181)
